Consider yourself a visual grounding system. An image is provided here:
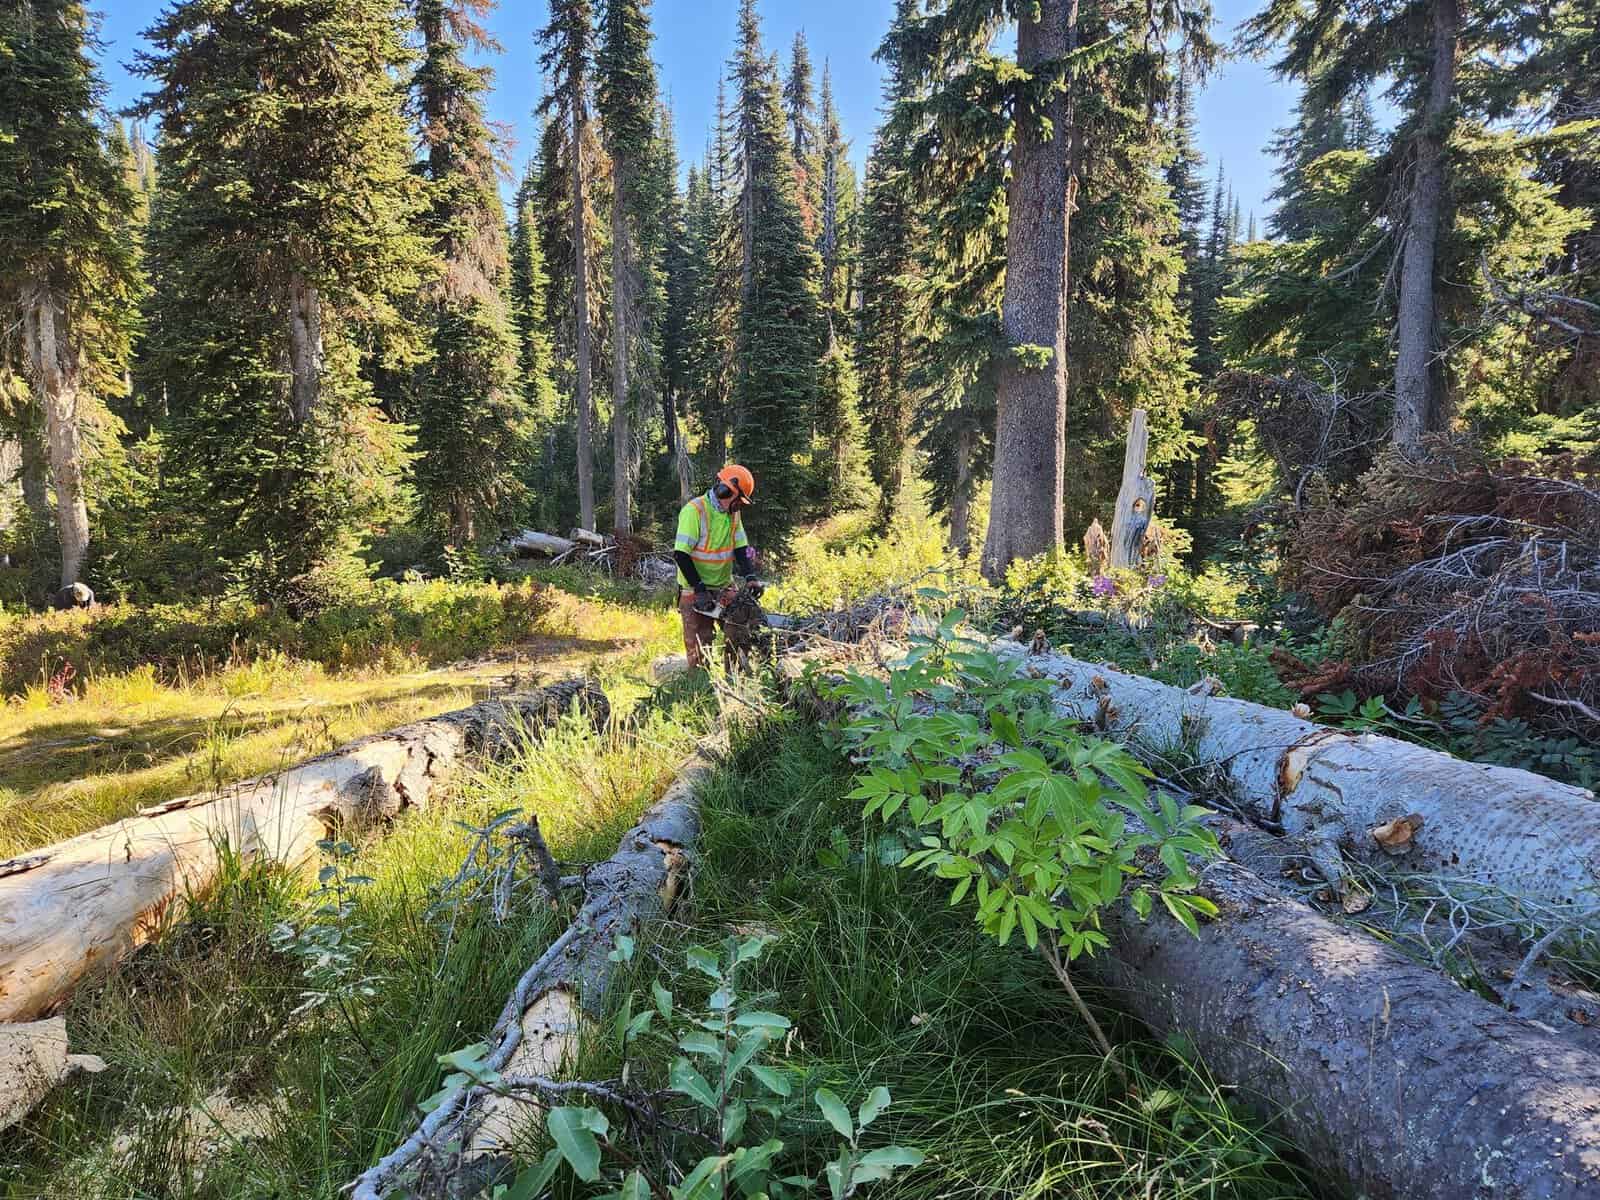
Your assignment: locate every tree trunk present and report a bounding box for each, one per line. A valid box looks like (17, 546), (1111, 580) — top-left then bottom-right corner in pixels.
(1392, 0), (1460, 451)
(0, 681), (606, 1024)
(1094, 852), (1600, 1200)
(0, 435), (19, 534)
(980, 0), (1072, 581)
(572, 97), (596, 533)
(286, 275), (323, 426)
(349, 738), (722, 1200)
(1107, 409), (1154, 569)
(949, 423), (974, 553)
(1001, 639), (1600, 916)
(611, 160), (635, 536)
(24, 296), (90, 588)
(505, 530), (576, 558)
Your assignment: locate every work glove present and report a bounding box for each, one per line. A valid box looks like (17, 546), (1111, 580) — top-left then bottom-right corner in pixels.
(741, 576), (766, 599)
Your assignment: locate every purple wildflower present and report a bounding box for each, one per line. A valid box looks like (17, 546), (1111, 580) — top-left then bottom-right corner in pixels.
(1148, 574), (1167, 589)
(1091, 575), (1116, 598)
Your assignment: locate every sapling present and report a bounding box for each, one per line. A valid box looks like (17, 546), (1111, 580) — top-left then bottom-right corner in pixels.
(831, 610), (1221, 1083)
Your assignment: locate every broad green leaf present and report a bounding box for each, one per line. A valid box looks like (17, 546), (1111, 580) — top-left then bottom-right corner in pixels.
(653, 980), (674, 1019)
(502, 1148), (563, 1200)
(749, 1064), (793, 1096)
(670, 1058), (720, 1109)
(851, 1145), (926, 1183)
(546, 1107), (607, 1182)
(733, 1010), (792, 1031)
(815, 1087), (853, 1140)
(857, 1086), (891, 1130)
(686, 945), (721, 978)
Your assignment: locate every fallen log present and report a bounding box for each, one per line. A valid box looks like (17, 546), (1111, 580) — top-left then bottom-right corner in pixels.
(996, 640), (1600, 917)
(505, 530), (576, 558)
(1, 1017), (106, 1132)
(1095, 851), (1600, 1200)
(350, 738), (721, 1200)
(0, 679), (606, 1024)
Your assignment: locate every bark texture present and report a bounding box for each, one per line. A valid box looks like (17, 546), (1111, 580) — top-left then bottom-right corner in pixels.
(610, 157), (635, 535)
(1392, 0), (1460, 450)
(0, 680), (607, 1023)
(1096, 853), (1600, 1200)
(350, 738), (721, 1200)
(999, 641), (1600, 915)
(24, 295), (90, 587)
(505, 529), (576, 557)
(572, 94), (596, 533)
(980, 0), (1070, 580)
(949, 422), (974, 553)
(286, 275), (324, 426)
(1107, 408), (1154, 569)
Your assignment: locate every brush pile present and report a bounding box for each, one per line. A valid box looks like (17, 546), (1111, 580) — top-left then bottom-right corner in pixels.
(1284, 441), (1600, 735)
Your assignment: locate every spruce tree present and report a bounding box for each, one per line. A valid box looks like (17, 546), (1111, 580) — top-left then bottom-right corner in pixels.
(856, 0), (921, 521)
(509, 162), (560, 429)
(135, 0), (429, 605)
(597, 0), (662, 534)
(0, 0), (137, 588)
(818, 61), (849, 316)
(1165, 70), (1208, 302)
(784, 30), (822, 238)
(728, 0), (821, 544)
(410, 0), (530, 545)
(538, 0), (600, 530)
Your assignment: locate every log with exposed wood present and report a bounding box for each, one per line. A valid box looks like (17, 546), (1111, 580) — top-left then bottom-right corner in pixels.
(803, 638), (1600, 1198)
(1, 1017), (106, 1133)
(350, 738), (722, 1200)
(992, 639), (1600, 918)
(505, 530), (577, 558)
(0, 680), (607, 1025)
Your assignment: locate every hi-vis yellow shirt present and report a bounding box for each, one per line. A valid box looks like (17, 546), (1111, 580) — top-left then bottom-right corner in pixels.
(675, 491), (748, 589)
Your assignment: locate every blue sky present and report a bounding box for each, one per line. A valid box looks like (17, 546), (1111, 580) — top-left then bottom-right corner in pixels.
(92, 0), (1298, 228)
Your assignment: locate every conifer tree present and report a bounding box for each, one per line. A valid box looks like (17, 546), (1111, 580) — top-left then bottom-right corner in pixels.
(508, 163), (560, 428)
(680, 87), (741, 469)
(597, 0), (662, 533)
(818, 61), (849, 316)
(538, 0), (600, 530)
(784, 30), (823, 238)
(135, 0), (428, 604)
(856, 0), (921, 521)
(1165, 70), (1208, 304)
(410, 0), (530, 544)
(728, 0), (821, 543)
(812, 331), (870, 505)
(0, 0), (137, 588)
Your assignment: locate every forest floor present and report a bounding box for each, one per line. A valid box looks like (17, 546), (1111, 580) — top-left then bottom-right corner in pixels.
(0, 582), (680, 858)
(0, 522), (1325, 1199)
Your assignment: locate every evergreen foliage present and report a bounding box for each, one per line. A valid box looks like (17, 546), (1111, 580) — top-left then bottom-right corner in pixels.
(134, 0), (429, 606)
(409, 0), (531, 546)
(727, 0), (822, 546)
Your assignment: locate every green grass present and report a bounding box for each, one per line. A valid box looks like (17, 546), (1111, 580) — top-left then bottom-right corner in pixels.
(0, 581), (679, 857)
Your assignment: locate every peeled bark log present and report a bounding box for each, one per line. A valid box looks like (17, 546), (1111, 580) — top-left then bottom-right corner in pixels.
(1, 1017), (106, 1132)
(0, 680), (606, 1023)
(1096, 852), (1600, 1200)
(506, 530), (576, 558)
(1107, 408), (1154, 569)
(1000, 641), (1600, 917)
(350, 738), (721, 1200)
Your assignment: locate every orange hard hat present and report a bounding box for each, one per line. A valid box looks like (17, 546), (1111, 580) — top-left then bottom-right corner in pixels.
(717, 464), (755, 505)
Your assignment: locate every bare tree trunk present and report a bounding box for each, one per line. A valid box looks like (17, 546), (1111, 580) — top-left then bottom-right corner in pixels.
(286, 275), (323, 426)
(1392, 0), (1460, 450)
(0, 681), (607, 1023)
(611, 159), (635, 535)
(1108, 409), (1154, 568)
(949, 423), (974, 553)
(24, 297), (90, 588)
(0, 435), (19, 534)
(572, 97), (596, 533)
(980, 0), (1072, 581)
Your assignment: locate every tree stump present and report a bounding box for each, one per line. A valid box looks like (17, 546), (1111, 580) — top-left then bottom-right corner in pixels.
(1108, 409), (1154, 569)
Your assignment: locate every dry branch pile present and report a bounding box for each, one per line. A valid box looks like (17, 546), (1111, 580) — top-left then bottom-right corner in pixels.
(1285, 441), (1600, 734)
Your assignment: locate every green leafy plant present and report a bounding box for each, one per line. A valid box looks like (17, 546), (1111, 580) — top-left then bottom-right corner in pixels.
(830, 611), (1221, 1081)
(434, 935), (923, 1199)
(269, 837), (380, 1051)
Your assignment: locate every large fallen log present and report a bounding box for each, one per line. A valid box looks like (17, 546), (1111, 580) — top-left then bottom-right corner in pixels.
(995, 640), (1600, 917)
(804, 640), (1600, 1198)
(1095, 851), (1600, 1200)
(350, 738), (721, 1200)
(0, 680), (606, 1024)
(505, 530), (577, 558)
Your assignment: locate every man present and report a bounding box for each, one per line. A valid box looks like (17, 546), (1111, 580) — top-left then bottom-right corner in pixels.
(674, 464), (760, 670)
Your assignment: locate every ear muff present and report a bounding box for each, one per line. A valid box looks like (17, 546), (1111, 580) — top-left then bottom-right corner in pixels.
(713, 481), (735, 502)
